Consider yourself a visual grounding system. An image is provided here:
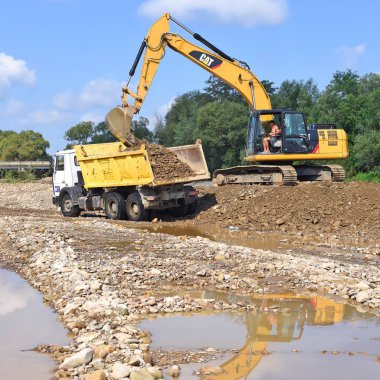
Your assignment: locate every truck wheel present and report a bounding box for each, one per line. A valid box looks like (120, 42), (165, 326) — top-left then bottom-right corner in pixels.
(171, 204), (189, 217)
(126, 192), (150, 222)
(105, 192), (127, 220)
(61, 193), (81, 217)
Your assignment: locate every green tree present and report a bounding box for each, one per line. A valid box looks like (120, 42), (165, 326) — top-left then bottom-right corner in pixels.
(196, 101), (248, 172)
(64, 121), (94, 146)
(271, 79), (319, 118)
(204, 76), (244, 103)
(131, 117), (154, 142)
(0, 130), (50, 160)
(164, 91), (207, 146)
(153, 114), (167, 145)
(350, 130), (380, 175)
(91, 122), (118, 143)
(261, 80), (277, 97)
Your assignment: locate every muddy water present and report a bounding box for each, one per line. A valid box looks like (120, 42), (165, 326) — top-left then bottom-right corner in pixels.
(129, 223), (294, 251)
(0, 268), (69, 380)
(141, 292), (380, 380)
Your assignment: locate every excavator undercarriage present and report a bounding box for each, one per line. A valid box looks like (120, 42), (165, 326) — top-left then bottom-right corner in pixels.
(214, 163), (346, 186)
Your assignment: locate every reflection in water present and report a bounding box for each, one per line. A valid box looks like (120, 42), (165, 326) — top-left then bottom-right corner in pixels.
(141, 292), (380, 380)
(0, 269), (69, 380)
(130, 223), (292, 251)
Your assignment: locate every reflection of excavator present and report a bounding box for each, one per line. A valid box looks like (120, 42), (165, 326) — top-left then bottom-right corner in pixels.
(108, 13), (348, 185)
(196, 293), (345, 380)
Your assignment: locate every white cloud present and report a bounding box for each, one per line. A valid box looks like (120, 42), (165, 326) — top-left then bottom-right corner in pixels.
(79, 78), (122, 107)
(53, 78), (123, 111)
(337, 43), (366, 69)
(53, 90), (73, 110)
(0, 281), (35, 316)
(138, 0), (288, 27)
(80, 111), (105, 124)
(0, 52), (36, 90)
(2, 99), (25, 116)
(20, 109), (66, 125)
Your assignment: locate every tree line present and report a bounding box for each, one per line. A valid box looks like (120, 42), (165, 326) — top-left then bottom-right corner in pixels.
(1, 69), (379, 182)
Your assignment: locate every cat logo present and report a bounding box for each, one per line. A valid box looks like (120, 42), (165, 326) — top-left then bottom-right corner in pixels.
(189, 50), (222, 70)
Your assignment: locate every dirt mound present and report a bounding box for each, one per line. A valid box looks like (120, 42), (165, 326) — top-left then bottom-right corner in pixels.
(195, 181), (380, 240)
(136, 140), (195, 181)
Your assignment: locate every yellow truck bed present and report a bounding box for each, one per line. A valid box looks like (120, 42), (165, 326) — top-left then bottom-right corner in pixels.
(74, 140), (210, 189)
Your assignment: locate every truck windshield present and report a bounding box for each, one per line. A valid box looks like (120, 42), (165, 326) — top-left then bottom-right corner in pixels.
(284, 113), (307, 136)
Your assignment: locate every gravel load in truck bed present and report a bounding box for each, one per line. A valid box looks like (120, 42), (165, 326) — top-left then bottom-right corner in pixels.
(138, 140), (195, 181)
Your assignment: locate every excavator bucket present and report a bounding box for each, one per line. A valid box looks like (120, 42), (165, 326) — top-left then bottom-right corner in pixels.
(105, 106), (136, 145)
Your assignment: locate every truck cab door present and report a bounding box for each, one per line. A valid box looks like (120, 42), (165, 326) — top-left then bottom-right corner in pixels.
(53, 154), (66, 197)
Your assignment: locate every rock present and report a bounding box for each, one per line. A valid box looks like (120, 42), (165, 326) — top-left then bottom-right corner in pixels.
(59, 348), (93, 370)
(214, 253), (226, 261)
(129, 354), (144, 366)
(147, 367), (163, 379)
(356, 291), (371, 303)
(196, 269), (207, 276)
(86, 370), (106, 380)
(166, 365), (180, 378)
(130, 368), (155, 380)
(90, 280), (102, 291)
(200, 366), (224, 375)
(117, 304), (129, 315)
(150, 268), (161, 275)
(276, 218), (285, 226)
(111, 362), (132, 380)
(94, 344), (114, 359)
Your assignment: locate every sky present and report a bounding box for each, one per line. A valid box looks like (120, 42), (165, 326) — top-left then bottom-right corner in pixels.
(0, 0), (379, 153)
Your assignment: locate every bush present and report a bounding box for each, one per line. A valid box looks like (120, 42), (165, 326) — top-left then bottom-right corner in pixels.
(348, 172), (380, 184)
(0, 170), (36, 183)
(350, 130), (380, 175)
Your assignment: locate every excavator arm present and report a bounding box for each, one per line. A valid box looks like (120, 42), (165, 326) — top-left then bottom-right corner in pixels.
(123, 13), (271, 114)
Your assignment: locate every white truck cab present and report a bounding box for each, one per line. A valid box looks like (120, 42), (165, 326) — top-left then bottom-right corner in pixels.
(52, 150), (80, 200)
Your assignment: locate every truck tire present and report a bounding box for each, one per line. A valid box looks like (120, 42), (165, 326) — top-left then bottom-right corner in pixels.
(170, 204), (189, 217)
(61, 193), (81, 218)
(126, 192), (150, 222)
(105, 192), (127, 220)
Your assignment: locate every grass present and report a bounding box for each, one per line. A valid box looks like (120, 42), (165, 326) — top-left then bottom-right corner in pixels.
(347, 172), (380, 185)
(0, 170), (36, 183)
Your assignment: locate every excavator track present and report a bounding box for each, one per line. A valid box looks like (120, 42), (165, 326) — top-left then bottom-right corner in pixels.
(294, 164), (346, 182)
(213, 165), (298, 186)
(323, 164), (346, 182)
(214, 164), (346, 186)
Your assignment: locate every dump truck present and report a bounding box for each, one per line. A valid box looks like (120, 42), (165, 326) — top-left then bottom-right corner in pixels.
(52, 139), (209, 221)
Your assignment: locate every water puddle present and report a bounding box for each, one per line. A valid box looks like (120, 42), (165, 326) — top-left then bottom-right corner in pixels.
(127, 223), (295, 252)
(141, 291), (380, 379)
(0, 268), (69, 380)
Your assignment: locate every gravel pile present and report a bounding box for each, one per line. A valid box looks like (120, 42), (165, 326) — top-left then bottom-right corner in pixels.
(195, 181), (380, 243)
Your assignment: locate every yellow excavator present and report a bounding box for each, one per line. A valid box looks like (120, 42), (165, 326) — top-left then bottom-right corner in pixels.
(106, 13), (348, 185)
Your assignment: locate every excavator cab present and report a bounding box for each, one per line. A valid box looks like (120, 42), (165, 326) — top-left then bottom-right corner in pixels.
(247, 109), (309, 156)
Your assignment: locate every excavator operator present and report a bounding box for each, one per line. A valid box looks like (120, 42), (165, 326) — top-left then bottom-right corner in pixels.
(262, 120), (281, 153)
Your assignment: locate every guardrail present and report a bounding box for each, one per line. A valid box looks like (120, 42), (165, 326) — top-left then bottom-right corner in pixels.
(0, 161), (51, 170)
